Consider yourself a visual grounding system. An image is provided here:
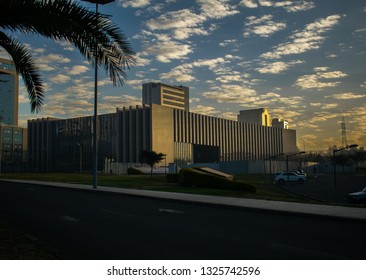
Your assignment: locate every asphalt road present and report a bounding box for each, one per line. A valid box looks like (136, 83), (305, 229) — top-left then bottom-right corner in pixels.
(0, 181), (365, 260)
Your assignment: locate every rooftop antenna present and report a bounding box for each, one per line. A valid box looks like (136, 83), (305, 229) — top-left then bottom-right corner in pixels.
(341, 116), (348, 147)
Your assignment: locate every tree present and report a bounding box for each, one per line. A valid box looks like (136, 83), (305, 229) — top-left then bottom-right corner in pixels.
(139, 150), (166, 177)
(0, 0), (135, 113)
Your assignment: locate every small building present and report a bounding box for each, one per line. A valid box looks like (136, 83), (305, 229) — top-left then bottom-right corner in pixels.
(238, 108), (271, 127)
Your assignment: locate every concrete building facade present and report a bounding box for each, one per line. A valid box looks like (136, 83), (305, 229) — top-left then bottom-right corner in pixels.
(142, 82), (189, 111)
(238, 108), (271, 127)
(28, 101), (297, 173)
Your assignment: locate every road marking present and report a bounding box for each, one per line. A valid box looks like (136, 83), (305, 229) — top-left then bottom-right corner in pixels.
(158, 208), (185, 214)
(60, 215), (79, 222)
(99, 208), (137, 218)
(270, 243), (345, 259)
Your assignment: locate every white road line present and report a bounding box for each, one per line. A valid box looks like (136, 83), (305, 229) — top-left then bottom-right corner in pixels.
(99, 208), (137, 218)
(60, 215), (80, 222)
(158, 208), (185, 214)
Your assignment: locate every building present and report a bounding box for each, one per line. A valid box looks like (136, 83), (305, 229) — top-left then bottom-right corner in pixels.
(0, 58), (18, 126)
(28, 83), (297, 173)
(0, 125), (28, 172)
(238, 108), (271, 127)
(272, 118), (289, 129)
(142, 82), (189, 111)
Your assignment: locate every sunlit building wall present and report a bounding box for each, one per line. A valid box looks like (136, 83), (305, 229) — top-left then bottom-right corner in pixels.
(142, 82), (189, 111)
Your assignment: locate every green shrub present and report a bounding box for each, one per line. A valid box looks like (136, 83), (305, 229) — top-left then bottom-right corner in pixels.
(179, 168), (256, 193)
(166, 173), (179, 183)
(127, 167), (144, 175)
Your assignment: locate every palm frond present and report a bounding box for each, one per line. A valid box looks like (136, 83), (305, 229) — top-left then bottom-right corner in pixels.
(0, 31), (44, 113)
(0, 0), (136, 86)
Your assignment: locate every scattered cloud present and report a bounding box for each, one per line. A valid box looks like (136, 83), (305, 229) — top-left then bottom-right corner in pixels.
(197, 0), (239, 19)
(143, 40), (192, 63)
(68, 65), (89, 75)
(294, 68), (348, 90)
(256, 60), (304, 74)
(49, 74), (71, 84)
(190, 105), (220, 116)
(243, 15), (286, 37)
(329, 93), (365, 100)
(261, 15), (342, 59)
(119, 0), (150, 8)
(240, 0), (315, 12)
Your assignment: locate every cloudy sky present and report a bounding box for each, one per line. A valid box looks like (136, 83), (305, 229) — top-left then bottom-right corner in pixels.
(2, 0), (366, 151)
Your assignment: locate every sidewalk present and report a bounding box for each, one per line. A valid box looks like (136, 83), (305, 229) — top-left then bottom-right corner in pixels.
(3, 179), (366, 221)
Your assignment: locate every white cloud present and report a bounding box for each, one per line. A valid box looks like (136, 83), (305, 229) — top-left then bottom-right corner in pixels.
(146, 9), (205, 30)
(37, 54), (71, 64)
(261, 15), (341, 59)
(119, 0), (150, 8)
(49, 74), (71, 84)
(190, 105), (220, 116)
(202, 84), (258, 103)
(256, 60), (303, 74)
(240, 0), (315, 12)
(143, 41), (192, 63)
(197, 0), (239, 19)
(160, 65), (195, 83)
(240, 0), (258, 8)
(219, 39), (238, 47)
(68, 65), (89, 75)
(244, 15), (286, 37)
(295, 68), (348, 90)
(329, 93), (365, 100)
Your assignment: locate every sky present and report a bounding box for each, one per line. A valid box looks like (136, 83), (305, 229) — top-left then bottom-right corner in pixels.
(1, 0), (366, 152)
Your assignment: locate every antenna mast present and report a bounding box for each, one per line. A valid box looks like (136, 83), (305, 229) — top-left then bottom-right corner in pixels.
(341, 116), (348, 147)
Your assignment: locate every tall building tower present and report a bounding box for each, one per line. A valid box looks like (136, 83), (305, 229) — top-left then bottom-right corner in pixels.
(0, 58), (18, 126)
(142, 82), (189, 111)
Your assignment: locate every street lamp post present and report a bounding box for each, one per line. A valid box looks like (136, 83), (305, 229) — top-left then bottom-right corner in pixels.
(82, 0), (115, 189)
(286, 151), (306, 173)
(77, 143), (83, 173)
(333, 144), (358, 190)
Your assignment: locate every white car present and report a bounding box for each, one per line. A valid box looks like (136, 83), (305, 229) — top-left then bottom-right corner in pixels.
(274, 172), (306, 184)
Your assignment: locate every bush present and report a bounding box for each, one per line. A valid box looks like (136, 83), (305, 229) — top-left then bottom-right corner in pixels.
(127, 167), (144, 175)
(166, 173), (179, 183)
(179, 168), (256, 193)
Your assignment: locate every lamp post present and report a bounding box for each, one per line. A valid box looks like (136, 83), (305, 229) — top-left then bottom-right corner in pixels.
(82, 0), (115, 189)
(333, 144), (358, 190)
(286, 151), (305, 173)
(286, 151), (305, 181)
(77, 143), (83, 173)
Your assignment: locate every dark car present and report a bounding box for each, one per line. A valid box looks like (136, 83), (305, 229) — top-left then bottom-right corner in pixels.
(347, 187), (366, 203)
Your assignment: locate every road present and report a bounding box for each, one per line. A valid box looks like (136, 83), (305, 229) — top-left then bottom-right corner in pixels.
(0, 181), (365, 260)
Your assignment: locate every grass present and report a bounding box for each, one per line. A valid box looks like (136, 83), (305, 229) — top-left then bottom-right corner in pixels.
(0, 172), (310, 203)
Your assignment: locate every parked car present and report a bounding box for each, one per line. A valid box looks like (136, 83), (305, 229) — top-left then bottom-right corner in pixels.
(347, 187), (366, 203)
(274, 172), (306, 184)
(291, 169), (307, 176)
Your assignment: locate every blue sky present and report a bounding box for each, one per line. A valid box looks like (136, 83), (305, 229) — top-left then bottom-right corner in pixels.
(1, 0), (366, 151)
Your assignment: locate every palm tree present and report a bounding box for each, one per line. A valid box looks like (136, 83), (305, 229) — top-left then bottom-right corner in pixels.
(0, 0), (135, 113)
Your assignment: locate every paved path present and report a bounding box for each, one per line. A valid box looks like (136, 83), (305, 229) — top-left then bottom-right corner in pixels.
(2, 179), (366, 221)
